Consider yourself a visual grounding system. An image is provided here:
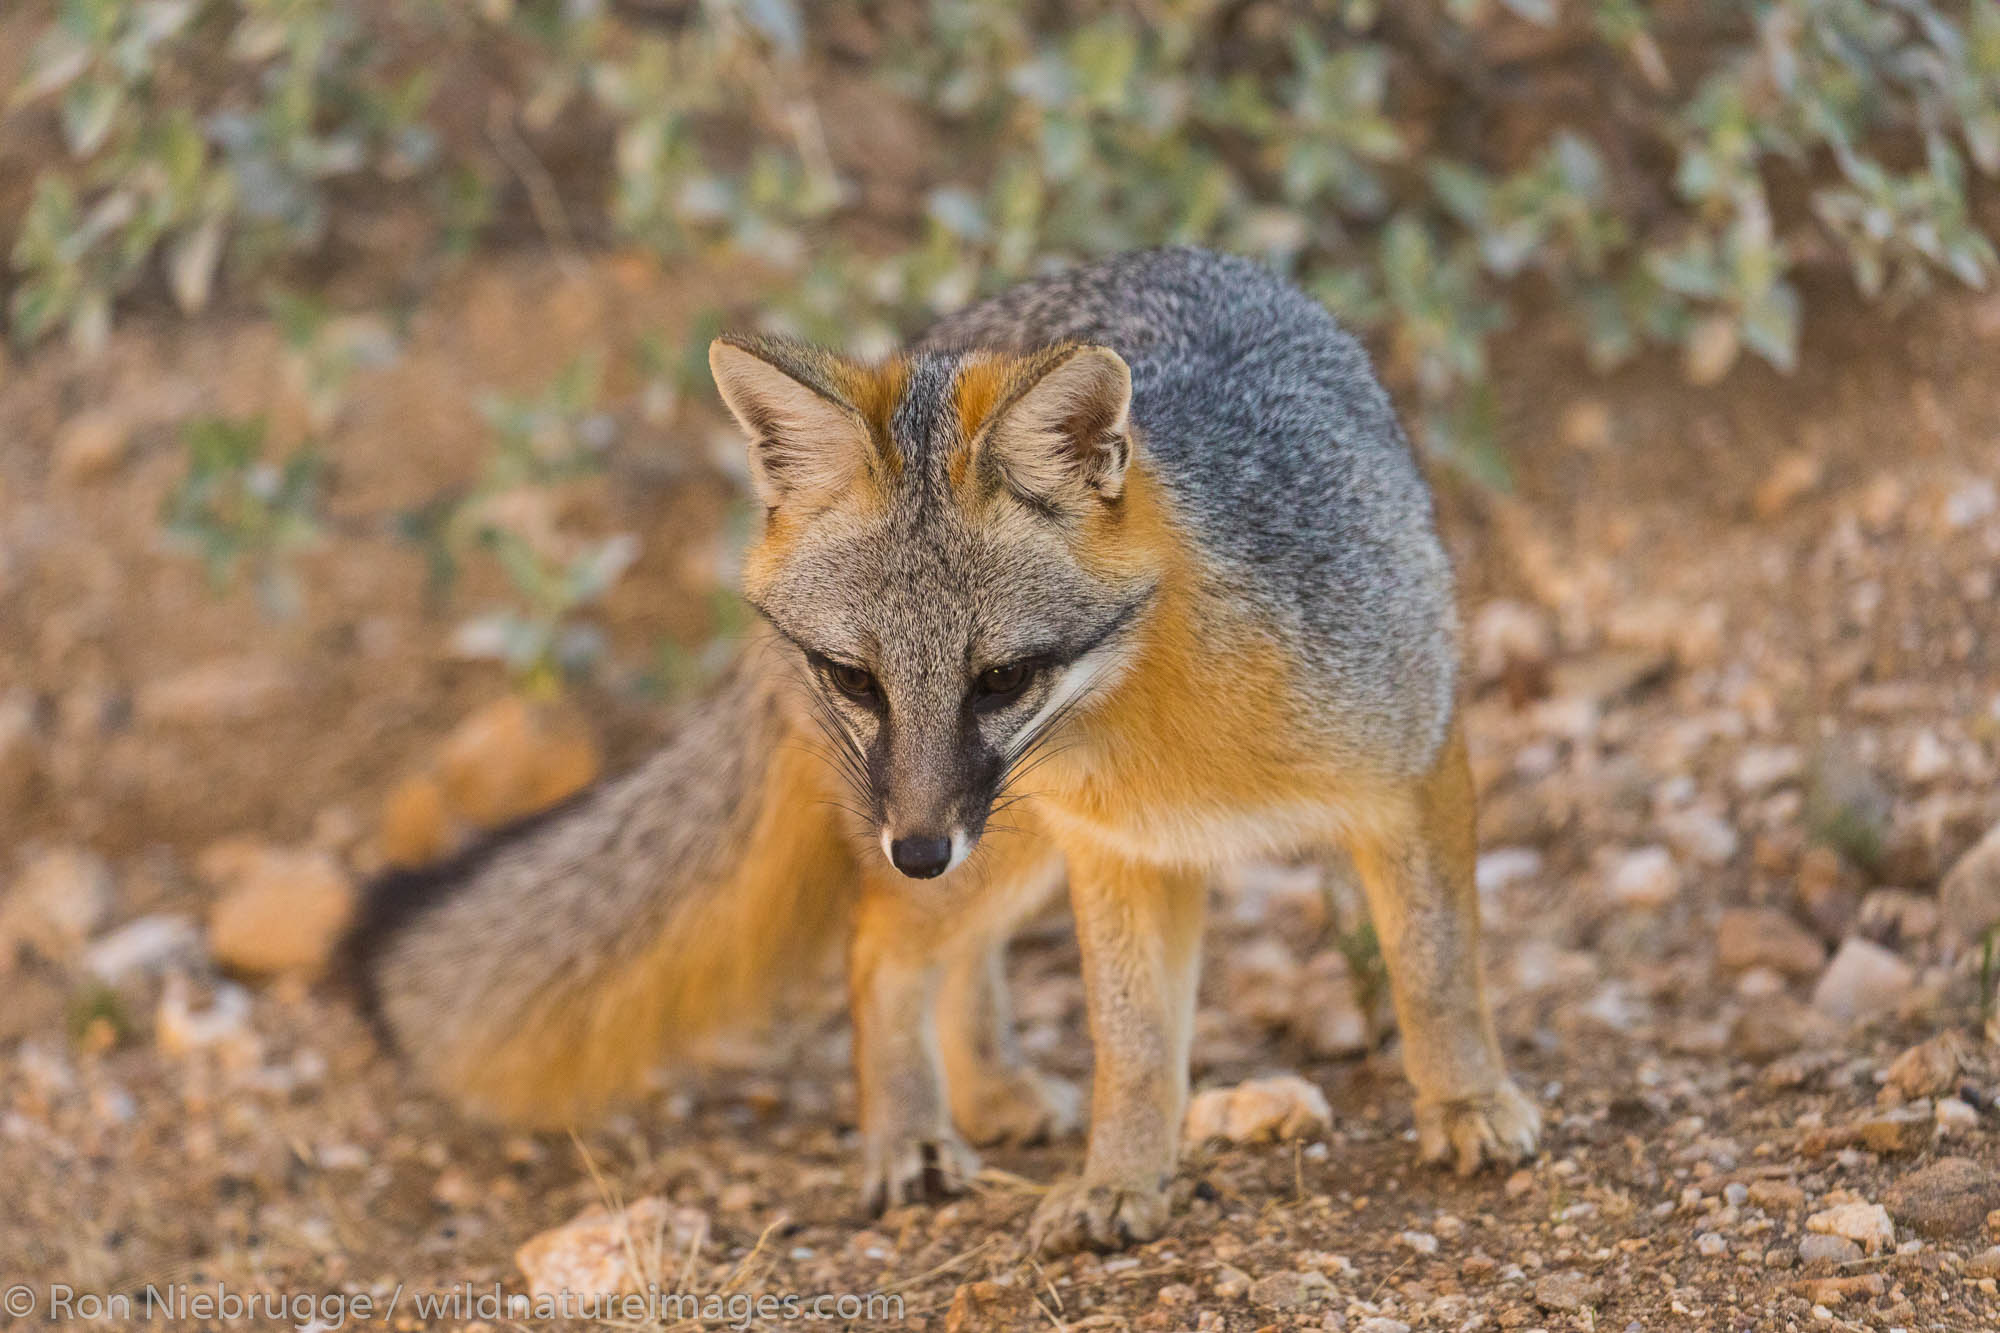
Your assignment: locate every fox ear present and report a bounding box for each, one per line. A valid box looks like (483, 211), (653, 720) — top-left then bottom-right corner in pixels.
(709, 337), (874, 509)
(981, 345), (1133, 508)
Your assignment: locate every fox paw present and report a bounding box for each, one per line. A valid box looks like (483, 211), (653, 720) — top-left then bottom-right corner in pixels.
(955, 1068), (1083, 1147)
(1025, 1174), (1170, 1255)
(1416, 1080), (1541, 1176)
(860, 1133), (980, 1215)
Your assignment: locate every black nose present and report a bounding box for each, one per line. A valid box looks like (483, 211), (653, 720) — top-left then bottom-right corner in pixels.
(889, 835), (953, 879)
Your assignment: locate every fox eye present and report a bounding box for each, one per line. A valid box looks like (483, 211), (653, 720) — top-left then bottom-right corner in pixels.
(827, 663), (877, 700)
(974, 662), (1031, 704)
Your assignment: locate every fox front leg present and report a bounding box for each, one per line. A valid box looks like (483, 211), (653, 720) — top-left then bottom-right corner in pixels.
(1342, 723), (1541, 1173)
(1027, 848), (1205, 1255)
(848, 888), (980, 1213)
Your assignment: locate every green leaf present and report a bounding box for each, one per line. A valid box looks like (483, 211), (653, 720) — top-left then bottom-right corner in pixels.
(60, 78), (121, 157)
(1740, 281), (1801, 372)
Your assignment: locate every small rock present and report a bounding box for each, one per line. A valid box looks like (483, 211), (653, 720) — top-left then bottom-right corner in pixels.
(155, 975), (257, 1061)
(1469, 600), (1554, 690)
(1965, 1247), (2000, 1279)
(1476, 846), (1544, 896)
(136, 655), (297, 725)
(1905, 730), (1953, 785)
(1880, 1031), (1966, 1104)
(1355, 1321), (1411, 1333)
(1606, 596), (1711, 664)
(1605, 845), (1678, 909)
(1736, 965), (1788, 1000)
(1942, 476), (1998, 530)
(1534, 1270), (1602, 1311)
(1184, 1074), (1332, 1146)
(1748, 1181), (1806, 1213)
(1856, 1107), (1930, 1154)
(1798, 1234), (1863, 1266)
(1559, 398), (1613, 450)
(1695, 1232), (1728, 1257)
(1735, 746), (1803, 796)
(515, 1197), (706, 1298)
(1806, 1201), (1895, 1255)
(1730, 996), (1838, 1061)
(52, 408), (132, 484)
(437, 695), (600, 829)
(2, 846), (114, 965)
(1856, 889), (1939, 945)
(1660, 807), (1740, 867)
(1936, 1097), (1978, 1137)
(201, 841), (356, 977)
(1754, 450), (1823, 519)
(1883, 1157), (1997, 1239)
(1792, 1274), (1885, 1305)
(431, 1168), (480, 1209)
(1717, 907), (1826, 978)
(317, 1141), (371, 1171)
(942, 1280), (1035, 1333)
(1398, 1230), (1438, 1255)
(84, 914), (204, 984)
(1248, 1269), (1333, 1310)
(378, 772), (460, 869)
(1212, 1265), (1251, 1299)
(1810, 938), (1915, 1022)
(1940, 822), (2000, 941)
(1857, 473), (1906, 531)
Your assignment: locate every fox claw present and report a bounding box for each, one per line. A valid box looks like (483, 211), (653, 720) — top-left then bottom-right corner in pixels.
(1415, 1080), (1541, 1176)
(860, 1134), (980, 1215)
(1025, 1175), (1169, 1255)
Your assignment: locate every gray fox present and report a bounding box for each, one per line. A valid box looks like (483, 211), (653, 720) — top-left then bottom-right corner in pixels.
(353, 247), (1539, 1254)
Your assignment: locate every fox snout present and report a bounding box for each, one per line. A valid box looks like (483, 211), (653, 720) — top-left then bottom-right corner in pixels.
(878, 751), (992, 880)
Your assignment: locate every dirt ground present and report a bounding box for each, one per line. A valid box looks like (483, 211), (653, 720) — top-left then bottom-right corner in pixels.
(5, 256), (2000, 1333)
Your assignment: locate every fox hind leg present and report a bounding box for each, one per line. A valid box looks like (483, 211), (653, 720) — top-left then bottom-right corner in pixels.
(1339, 722), (1540, 1174)
(938, 929), (1084, 1147)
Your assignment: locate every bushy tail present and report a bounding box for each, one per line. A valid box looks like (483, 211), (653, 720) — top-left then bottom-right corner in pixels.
(349, 661), (855, 1127)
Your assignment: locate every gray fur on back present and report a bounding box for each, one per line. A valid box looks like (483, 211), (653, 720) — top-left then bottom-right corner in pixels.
(918, 247), (1458, 771)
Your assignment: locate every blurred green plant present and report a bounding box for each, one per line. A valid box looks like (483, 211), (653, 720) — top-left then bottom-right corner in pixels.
(10, 0), (434, 353)
(450, 528), (639, 695)
(12, 0), (2000, 472)
(160, 413), (324, 617)
(393, 354), (637, 692)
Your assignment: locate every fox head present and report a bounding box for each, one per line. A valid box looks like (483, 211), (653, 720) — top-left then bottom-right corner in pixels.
(710, 334), (1162, 879)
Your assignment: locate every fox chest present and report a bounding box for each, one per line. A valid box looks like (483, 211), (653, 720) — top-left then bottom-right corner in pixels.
(1037, 692), (1364, 867)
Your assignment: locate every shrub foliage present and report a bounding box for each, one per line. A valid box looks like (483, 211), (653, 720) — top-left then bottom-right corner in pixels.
(9, 0), (1999, 669)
